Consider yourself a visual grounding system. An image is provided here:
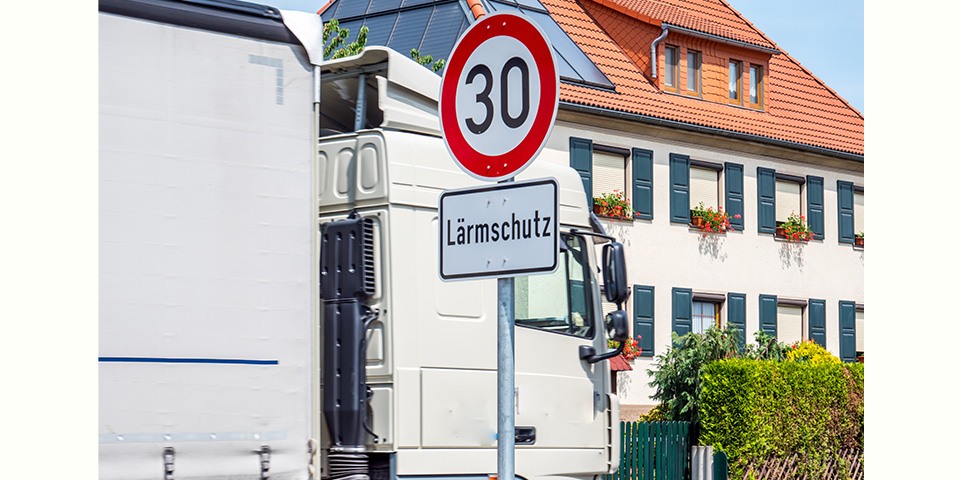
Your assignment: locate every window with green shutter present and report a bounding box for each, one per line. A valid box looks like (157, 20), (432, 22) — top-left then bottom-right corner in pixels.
(807, 176), (824, 239)
(724, 163), (744, 230)
(759, 294), (777, 337)
(634, 285), (655, 356)
(669, 154), (690, 223)
(632, 148), (654, 220)
(727, 292), (746, 350)
(672, 287), (693, 344)
(569, 137), (593, 203)
(757, 167), (776, 233)
(839, 300), (856, 362)
(808, 299), (826, 348)
(837, 180), (855, 244)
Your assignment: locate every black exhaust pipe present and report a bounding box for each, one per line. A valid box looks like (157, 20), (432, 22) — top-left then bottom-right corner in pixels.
(320, 212), (376, 480)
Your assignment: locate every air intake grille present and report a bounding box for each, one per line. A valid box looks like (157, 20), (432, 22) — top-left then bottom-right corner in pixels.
(361, 217), (375, 296)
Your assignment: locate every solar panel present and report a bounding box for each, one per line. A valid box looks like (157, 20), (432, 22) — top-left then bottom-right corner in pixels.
(320, 0), (613, 89)
(419, 2), (466, 62)
(387, 7), (433, 55)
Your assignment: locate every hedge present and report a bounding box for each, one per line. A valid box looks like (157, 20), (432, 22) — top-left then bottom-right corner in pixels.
(699, 359), (864, 477)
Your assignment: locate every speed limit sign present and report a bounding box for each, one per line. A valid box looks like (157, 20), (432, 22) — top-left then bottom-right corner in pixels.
(439, 12), (559, 181)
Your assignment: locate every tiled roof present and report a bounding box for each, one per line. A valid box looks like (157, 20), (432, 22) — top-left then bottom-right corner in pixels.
(609, 354), (633, 371)
(594, 0), (775, 49)
(545, 0), (864, 157)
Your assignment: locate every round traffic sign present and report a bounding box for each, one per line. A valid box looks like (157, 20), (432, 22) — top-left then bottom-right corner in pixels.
(439, 12), (559, 182)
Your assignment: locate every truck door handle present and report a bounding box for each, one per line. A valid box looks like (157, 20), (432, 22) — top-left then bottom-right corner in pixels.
(515, 426), (536, 445)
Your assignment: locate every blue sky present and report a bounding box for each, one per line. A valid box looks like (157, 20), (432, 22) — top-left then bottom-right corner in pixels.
(268, 0), (864, 114)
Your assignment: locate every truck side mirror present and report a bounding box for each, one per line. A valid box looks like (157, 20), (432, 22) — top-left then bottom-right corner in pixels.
(606, 309), (629, 343)
(602, 242), (629, 306)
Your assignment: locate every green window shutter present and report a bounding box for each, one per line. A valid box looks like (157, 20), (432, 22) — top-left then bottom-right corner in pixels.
(724, 162), (744, 230)
(632, 148), (654, 220)
(633, 285), (655, 356)
(669, 154), (690, 223)
(837, 180), (855, 244)
(808, 298), (826, 348)
(726, 292), (746, 350)
(672, 287), (692, 344)
(569, 137), (593, 203)
(759, 294), (777, 337)
(807, 176), (825, 239)
(757, 167), (776, 233)
(839, 300), (857, 362)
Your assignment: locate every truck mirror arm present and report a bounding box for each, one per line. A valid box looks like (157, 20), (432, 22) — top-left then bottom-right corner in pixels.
(578, 341), (625, 364)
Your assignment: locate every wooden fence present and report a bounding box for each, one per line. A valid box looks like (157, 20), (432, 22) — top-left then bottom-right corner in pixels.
(741, 449), (863, 480)
(604, 421), (692, 480)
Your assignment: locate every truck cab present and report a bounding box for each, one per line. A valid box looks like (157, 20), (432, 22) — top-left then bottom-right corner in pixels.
(316, 46), (623, 480)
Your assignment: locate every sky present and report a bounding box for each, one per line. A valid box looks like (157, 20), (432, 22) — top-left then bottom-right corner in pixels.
(266, 0), (865, 114)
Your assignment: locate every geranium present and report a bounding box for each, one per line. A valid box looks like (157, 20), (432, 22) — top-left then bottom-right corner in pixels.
(593, 190), (639, 220)
(690, 201), (737, 234)
(782, 211), (814, 242)
(608, 335), (643, 360)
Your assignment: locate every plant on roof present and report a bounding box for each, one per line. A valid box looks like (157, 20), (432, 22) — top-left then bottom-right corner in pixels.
(323, 19), (368, 60)
(410, 49), (446, 73)
(782, 211), (814, 243)
(691, 201), (738, 236)
(593, 190), (638, 220)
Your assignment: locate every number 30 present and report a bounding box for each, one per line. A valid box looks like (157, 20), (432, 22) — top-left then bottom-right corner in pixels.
(464, 57), (530, 135)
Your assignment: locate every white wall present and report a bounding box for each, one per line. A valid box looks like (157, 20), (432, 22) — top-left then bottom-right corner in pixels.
(535, 120), (864, 406)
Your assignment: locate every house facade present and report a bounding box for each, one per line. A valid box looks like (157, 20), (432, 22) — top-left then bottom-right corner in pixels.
(319, 0), (864, 417)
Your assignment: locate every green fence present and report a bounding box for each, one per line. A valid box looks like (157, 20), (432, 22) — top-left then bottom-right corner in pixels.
(604, 421), (692, 480)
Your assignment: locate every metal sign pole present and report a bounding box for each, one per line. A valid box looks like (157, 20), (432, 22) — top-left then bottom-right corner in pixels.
(497, 178), (515, 480)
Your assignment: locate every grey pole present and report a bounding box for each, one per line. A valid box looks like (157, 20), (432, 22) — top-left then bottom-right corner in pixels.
(497, 178), (515, 480)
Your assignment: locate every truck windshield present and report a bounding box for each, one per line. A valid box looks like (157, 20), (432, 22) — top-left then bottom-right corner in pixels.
(514, 233), (595, 338)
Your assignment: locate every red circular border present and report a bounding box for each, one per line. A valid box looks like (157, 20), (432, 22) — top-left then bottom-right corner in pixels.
(439, 13), (559, 181)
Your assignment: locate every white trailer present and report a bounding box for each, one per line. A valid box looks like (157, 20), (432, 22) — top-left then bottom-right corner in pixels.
(99, 1), (629, 479)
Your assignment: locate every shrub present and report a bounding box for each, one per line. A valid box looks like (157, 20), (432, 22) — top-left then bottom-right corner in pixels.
(637, 403), (669, 422)
(699, 359), (864, 478)
(646, 326), (743, 423)
(786, 339), (841, 365)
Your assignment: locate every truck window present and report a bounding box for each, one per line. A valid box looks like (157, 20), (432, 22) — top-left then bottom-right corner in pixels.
(514, 233), (595, 338)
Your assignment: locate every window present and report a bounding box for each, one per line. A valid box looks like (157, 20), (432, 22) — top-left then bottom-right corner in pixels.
(690, 165), (720, 212)
(692, 301), (719, 334)
(777, 304), (803, 344)
(592, 147), (629, 201)
(728, 60), (741, 104)
(569, 138), (653, 220)
(515, 233), (594, 337)
(686, 50), (701, 96)
(837, 181), (864, 244)
(854, 188), (864, 239)
(775, 177), (801, 224)
(748, 64), (762, 109)
(664, 45), (678, 92)
(855, 307), (864, 359)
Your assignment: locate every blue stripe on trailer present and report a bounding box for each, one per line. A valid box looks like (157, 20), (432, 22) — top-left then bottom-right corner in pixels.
(98, 357), (278, 365)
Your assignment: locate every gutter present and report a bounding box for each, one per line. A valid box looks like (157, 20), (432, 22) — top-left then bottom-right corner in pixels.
(560, 101), (864, 163)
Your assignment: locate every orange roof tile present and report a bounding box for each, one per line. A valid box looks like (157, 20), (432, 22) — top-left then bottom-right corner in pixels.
(609, 354), (633, 371)
(544, 0), (864, 157)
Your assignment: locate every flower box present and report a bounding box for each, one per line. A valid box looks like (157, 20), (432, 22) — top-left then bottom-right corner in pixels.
(593, 190), (638, 221)
(855, 237), (864, 247)
(689, 202), (739, 236)
(780, 212), (813, 243)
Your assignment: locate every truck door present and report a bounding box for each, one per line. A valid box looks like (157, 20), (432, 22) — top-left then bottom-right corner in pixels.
(513, 232), (607, 462)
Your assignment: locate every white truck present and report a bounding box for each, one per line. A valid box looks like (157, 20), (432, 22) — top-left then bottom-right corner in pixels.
(99, 1), (631, 479)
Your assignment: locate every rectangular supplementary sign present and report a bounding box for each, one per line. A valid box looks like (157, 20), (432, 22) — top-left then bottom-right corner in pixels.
(439, 178), (558, 280)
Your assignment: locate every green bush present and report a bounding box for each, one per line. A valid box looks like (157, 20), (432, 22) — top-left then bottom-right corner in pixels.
(698, 359), (864, 478)
(647, 327), (788, 423)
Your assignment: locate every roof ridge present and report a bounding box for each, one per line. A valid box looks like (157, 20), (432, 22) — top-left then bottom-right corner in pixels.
(715, 0), (863, 120)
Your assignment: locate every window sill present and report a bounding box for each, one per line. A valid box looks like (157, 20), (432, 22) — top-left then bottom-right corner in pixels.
(689, 225), (728, 235)
(596, 213), (634, 223)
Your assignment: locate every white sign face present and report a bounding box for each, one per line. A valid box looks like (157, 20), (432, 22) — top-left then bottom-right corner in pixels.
(439, 12), (559, 181)
(439, 178), (558, 281)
